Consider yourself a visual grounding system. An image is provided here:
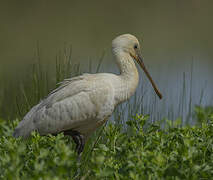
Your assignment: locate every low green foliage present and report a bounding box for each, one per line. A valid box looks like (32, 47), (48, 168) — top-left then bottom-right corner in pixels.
(0, 120), (78, 180)
(0, 107), (213, 179)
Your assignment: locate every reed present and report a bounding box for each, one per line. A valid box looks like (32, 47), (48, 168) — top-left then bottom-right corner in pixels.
(0, 46), (208, 127)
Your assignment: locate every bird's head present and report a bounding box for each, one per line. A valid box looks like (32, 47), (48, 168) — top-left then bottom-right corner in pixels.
(112, 34), (162, 99)
(112, 34), (140, 56)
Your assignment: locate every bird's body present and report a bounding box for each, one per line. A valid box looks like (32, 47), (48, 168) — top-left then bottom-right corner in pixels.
(13, 34), (162, 153)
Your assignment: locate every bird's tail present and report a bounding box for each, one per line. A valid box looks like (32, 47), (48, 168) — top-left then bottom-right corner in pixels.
(13, 120), (35, 139)
(13, 127), (22, 138)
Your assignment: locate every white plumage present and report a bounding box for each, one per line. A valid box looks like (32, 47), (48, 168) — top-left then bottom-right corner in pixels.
(13, 34), (162, 153)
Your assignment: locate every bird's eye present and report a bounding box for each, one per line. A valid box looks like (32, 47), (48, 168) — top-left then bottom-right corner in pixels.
(134, 45), (138, 49)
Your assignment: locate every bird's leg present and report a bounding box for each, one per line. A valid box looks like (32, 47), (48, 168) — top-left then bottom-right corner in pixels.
(63, 130), (85, 155)
(63, 130), (85, 178)
(72, 133), (85, 154)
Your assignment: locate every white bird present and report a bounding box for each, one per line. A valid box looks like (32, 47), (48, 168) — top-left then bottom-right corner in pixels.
(13, 34), (162, 154)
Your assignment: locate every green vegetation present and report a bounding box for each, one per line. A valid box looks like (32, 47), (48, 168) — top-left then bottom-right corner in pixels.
(0, 47), (213, 179)
(0, 107), (213, 179)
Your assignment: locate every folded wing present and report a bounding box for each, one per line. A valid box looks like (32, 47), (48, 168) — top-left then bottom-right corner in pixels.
(13, 73), (115, 138)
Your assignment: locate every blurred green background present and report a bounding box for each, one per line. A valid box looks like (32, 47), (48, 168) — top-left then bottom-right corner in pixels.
(0, 0), (213, 122)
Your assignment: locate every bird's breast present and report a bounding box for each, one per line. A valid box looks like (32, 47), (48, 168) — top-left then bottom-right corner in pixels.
(113, 74), (139, 105)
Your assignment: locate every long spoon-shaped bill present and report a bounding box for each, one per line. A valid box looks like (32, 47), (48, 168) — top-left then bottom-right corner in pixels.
(131, 53), (163, 99)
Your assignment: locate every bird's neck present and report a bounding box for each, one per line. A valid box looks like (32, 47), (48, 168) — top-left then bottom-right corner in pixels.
(113, 50), (139, 104)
